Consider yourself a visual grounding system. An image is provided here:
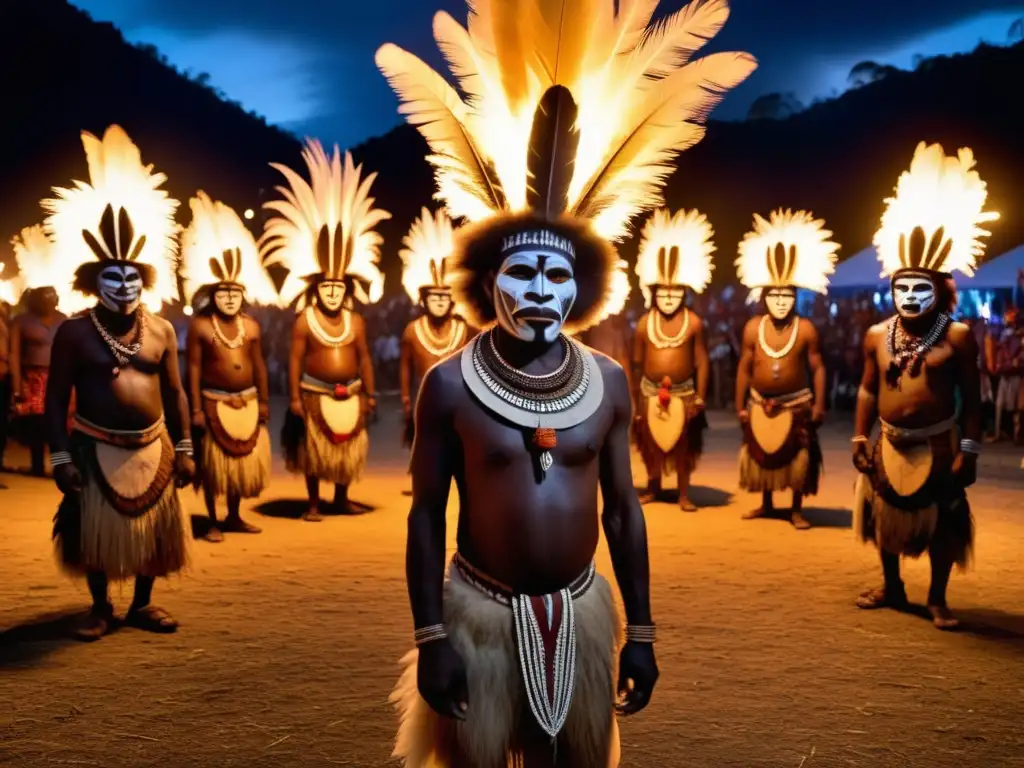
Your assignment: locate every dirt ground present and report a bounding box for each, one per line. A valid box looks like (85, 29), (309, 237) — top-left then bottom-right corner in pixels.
(1, 400), (1023, 768)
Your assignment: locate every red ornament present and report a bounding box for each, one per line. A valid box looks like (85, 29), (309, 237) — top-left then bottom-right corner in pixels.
(334, 384), (349, 399)
(657, 376), (672, 408)
(533, 427), (557, 451)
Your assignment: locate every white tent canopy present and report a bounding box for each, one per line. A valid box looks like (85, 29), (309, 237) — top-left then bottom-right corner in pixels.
(958, 244), (1024, 290)
(830, 247), (886, 289)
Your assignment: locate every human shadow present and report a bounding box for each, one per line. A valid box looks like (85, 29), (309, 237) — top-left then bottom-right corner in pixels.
(252, 498), (377, 519)
(0, 608), (112, 667)
(632, 485), (733, 508)
(800, 506), (853, 528)
(946, 607), (1024, 643)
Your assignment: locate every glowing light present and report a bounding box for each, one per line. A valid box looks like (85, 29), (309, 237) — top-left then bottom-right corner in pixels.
(10, 225), (91, 313)
(400, 207), (455, 298)
(183, 305), (194, 316)
(736, 209), (839, 301)
(635, 209), (715, 305)
(873, 292), (882, 306)
(244, 208), (255, 220)
(873, 142), (998, 278)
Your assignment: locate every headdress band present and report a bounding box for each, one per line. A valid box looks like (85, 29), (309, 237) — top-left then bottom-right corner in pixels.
(500, 230), (576, 261)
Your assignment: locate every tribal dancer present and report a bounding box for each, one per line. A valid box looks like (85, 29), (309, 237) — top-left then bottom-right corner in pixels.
(632, 209), (713, 511)
(377, 1), (754, 763)
(262, 141), (386, 520)
(0, 265), (13, 484)
(9, 226), (72, 476)
(398, 207), (473, 449)
(183, 192), (279, 541)
(853, 142), (996, 629)
(735, 210), (838, 529)
(43, 125), (192, 640)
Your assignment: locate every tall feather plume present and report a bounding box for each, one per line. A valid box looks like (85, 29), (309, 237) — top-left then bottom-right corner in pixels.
(0, 262), (19, 306)
(399, 207), (467, 318)
(635, 208), (715, 305)
(260, 140), (390, 308)
(525, 85), (580, 217)
(10, 225), (91, 313)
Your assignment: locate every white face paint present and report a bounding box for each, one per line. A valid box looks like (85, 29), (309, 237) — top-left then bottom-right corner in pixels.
(317, 280), (346, 313)
(892, 274), (937, 318)
(97, 264), (143, 315)
(493, 249), (577, 343)
(654, 286), (685, 316)
(213, 286), (244, 317)
(424, 289), (453, 319)
(764, 288), (796, 321)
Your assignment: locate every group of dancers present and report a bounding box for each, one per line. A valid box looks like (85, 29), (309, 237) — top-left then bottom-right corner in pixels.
(3, 0), (998, 765)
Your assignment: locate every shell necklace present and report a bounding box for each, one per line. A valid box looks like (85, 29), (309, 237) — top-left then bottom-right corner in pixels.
(306, 305), (351, 348)
(414, 315), (465, 358)
(90, 308), (146, 377)
(212, 314), (245, 349)
(758, 315), (799, 380)
(648, 308), (689, 349)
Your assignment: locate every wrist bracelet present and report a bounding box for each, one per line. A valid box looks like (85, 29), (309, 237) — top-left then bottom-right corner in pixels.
(851, 435), (869, 444)
(50, 451), (73, 468)
(413, 624), (447, 646)
(174, 439), (194, 456)
(625, 624), (656, 644)
(960, 439), (981, 455)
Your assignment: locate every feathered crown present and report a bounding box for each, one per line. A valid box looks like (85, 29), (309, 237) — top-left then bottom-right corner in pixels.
(873, 141), (998, 279)
(636, 209), (715, 305)
(376, 0), (754, 331)
(259, 140), (390, 309)
(400, 207), (457, 300)
(42, 125), (179, 310)
(10, 225), (92, 313)
(736, 209), (839, 301)
(181, 191), (281, 307)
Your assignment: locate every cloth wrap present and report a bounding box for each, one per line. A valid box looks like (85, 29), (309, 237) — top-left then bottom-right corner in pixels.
(391, 555), (622, 768)
(853, 417), (973, 568)
(53, 415), (189, 580)
(739, 388), (822, 495)
(12, 366), (48, 417)
(194, 386), (270, 499)
(635, 375), (706, 478)
(282, 373), (368, 485)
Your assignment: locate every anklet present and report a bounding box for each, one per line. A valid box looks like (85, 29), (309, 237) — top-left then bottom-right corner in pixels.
(959, 439), (981, 455)
(625, 624), (657, 643)
(413, 624), (447, 646)
(50, 451), (73, 468)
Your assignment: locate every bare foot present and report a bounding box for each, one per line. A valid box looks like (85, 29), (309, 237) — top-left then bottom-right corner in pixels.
(678, 497), (697, 512)
(742, 506), (768, 520)
(73, 605), (113, 642)
(204, 526), (224, 543)
(637, 488), (659, 505)
(928, 604), (960, 630)
(124, 605), (178, 634)
(303, 506), (324, 522)
(221, 517), (261, 534)
(855, 586), (908, 611)
(791, 511), (811, 529)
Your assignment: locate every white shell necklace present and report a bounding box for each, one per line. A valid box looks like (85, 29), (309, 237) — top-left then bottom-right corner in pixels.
(306, 305), (351, 348)
(758, 315), (800, 379)
(89, 308), (145, 377)
(647, 308), (689, 349)
(414, 315), (465, 358)
(212, 314), (245, 349)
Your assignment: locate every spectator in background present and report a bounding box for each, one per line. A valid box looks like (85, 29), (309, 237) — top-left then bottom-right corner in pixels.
(0, 300), (9, 485)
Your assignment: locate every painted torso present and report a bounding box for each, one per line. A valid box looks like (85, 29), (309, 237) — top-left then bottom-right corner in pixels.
(746, 314), (814, 397)
(190, 313), (261, 392)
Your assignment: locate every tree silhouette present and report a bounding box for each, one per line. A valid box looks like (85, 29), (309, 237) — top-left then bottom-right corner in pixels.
(1009, 17), (1024, 44)
(746, 92), (805, 120)
(848, 60), (900, 87)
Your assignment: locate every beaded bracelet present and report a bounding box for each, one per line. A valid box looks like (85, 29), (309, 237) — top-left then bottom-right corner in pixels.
(50, 451), (73, 468)
(175, 439), (194, 456)
(625, 624), (656, 644)
(413, 624), (447, 646)
(960, 439), (981, 455)
(851, 435), (869, 444)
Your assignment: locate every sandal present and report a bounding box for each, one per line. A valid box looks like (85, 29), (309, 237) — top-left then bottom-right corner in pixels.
(125, 605), (179, 634)
(855, 587), (908, 611)
(73, 604), (114, 642)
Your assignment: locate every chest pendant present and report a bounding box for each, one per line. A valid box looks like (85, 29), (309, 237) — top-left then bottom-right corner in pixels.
(533, 428), (557, 476)
(771, 361), (781, 379)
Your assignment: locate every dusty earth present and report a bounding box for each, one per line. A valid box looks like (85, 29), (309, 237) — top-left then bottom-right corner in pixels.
(1, 400), (1023, 768)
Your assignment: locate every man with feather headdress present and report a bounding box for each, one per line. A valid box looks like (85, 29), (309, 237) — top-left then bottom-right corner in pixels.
(183, 192), (280, 541)
(377, 0), (754, 763)
(42, 125), (193, 641)
(8, 225), (71, 477)
(632, 209), (713, 512)
(261, 140), (385, 521)
(853, 142), (994, 630)
(734, 209), (838, 529)
(398, 207), (474, 449)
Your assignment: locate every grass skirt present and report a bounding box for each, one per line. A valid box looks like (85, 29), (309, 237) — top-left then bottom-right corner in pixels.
(201, 427), (270, 499)
(282, 409), (368, 485)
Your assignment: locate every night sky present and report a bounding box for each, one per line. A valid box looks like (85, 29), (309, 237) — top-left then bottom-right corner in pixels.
(74, 0), (1024, 148)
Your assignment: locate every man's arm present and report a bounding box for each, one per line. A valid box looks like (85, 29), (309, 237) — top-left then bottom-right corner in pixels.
(734, 319), (756, 416)
(806, 321), (827, 421)
(354, 314), (376, 402)
(953, 326), (982, 444)
(9, 317), (22, 397)
(399, 324), (414, 415)
(44, 322), (75, 456)
(247, 318), (270, 419)
(692, 314), (709, 404)
(406, 365), (458, 629)
(599, 362), (652, 627)
(288, 311), (308, 412)
(185, 320), (203, 422)
(631, 313), (647, 413)
(159, 318), (191, 445)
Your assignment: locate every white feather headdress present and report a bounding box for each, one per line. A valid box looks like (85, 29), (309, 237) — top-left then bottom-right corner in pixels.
(400, 207), (457, 301)
(259, 140), (390, 308)
(636, 209), (715, 305)
(736, 209), (839, 302)
(873, 141), (998, 279)
(0, 262), (17, 306)
(42, 125), (180, 310)
(181, 191), (281, 307)
(10, 225), (92, 313)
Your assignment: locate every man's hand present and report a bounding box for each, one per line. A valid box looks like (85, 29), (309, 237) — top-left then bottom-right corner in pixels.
(693, 397), (706, 415)
(174, 453), (196, 487)
(289, 399), (304, 418)
(54, 463), (83, 495)
(191, 411), (206, 430)
(952, 451), (978, 488)
(737, 409), (750, 424)
(811, 403), (826, 426)
(416, 637), (469, 721)
(365, 395), (378, 414)
(258, 402), (270, 423)
(616, 642), (658, 716)
(852, 440), (872, 474)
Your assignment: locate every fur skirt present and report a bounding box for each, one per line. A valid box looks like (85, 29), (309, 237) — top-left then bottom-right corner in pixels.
(390, 568), (622, 768)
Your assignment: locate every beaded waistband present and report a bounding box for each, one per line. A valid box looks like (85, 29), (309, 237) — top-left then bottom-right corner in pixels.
(451, 552), (595, 607)
(202, 386), (258, 401)
(641, 376), (695, 398)
(750, 387), (813, 408)
(72, 414), (166, 447)
(880, 416), (957, 443)
(299, 373), (362, 396)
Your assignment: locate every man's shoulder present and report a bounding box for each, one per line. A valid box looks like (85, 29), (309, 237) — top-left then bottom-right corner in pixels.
(420, 353), (467, 409)
(591, 348), (629, 397)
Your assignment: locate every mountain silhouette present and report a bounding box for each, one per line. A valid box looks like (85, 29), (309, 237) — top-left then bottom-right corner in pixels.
(2, 1), (1020, 295)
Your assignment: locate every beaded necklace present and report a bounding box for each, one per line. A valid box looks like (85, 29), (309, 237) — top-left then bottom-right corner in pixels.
(647, 308), (688, 349)
(306, 305), (351, 347)
(212, 314), (245, 349)
(89, 308), (145, 377)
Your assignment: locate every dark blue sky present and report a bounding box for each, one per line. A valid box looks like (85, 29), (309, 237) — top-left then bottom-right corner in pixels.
(75, 0), (1024, 148)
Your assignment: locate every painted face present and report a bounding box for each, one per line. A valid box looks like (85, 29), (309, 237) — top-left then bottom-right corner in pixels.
(493, 249), (577, 343)
(654, 286), (685, 316)
(892, 274), (936, 318)
(97, 264), (143, 315)
(764, 287), (796, 321)
(213, 285), (244, 317)
(317, 280), (346, 313)
(424, 289), (453, 319)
